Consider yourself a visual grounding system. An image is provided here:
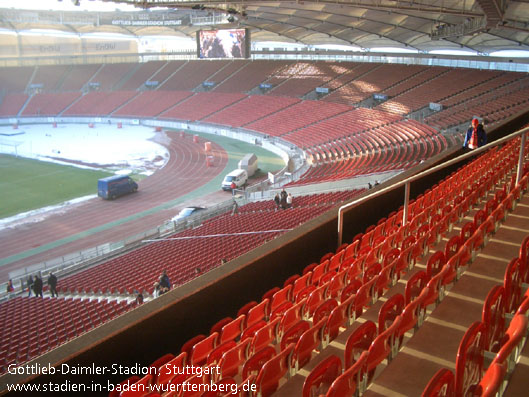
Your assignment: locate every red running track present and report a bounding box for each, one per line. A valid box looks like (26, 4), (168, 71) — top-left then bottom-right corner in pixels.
(0, 131), (228, 282)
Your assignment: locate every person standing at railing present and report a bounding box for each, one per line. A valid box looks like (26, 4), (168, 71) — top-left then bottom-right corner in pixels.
(6, 280), (15, 295)
(48, 272), (58, 298)
(463, 118), (487, 149)
(33, 275), (43, 298)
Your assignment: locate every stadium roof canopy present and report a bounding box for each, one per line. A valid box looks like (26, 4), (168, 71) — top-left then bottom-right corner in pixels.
(2, 0), (529, 54)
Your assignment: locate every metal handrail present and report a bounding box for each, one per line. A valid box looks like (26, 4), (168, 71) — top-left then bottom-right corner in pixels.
(337, 125), (529, 247)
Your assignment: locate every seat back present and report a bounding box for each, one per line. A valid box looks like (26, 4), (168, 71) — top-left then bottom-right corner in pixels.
(352, 281), (372, 319)
(398, 288), (428, 340)
(219, 338), (252, 379)
(270, 284), (293, 315)
(280, 320), (310, 351)
(504, 258), (523, 314)
(181, 334), (206, 357)
(455, 321), (486, 397)
(426, 251), (446, 279)
(246, 298), (269, 328)
(422, 368), (455, 397)
(481, 285), (506, 353)
(292, 272), (312, 300)
(340, 279), (362, 303)
(190, 332), (219, 367)
(220, 314), (246, 344)
(279, 299), (305, 338)
(376, 263), (394, 296)
(363, 261), (382, 283)
(255, 344), (295, 397)
(326, 351), (368, 397)
(325, 301), (348, 343)
(313, 298), (338, 325)
(460, 221), (475, 241)
(251, 317), (280, 354)
(423, 265), (450, 307)
(292, 317), (327, 371)
(242, 345), (276, 380)
(383, 248), (401, 266)
(302, 355), (342, 397)
(367, 316), (402, 373)
(207, 341), (237, 367)
(405, 270), (428, 305)
(378, 293), (405, 333)
(344, 320), (377, 369)
(444, 236), (462, 260)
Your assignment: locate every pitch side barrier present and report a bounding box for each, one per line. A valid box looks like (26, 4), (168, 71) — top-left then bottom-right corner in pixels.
(338, 125), (529, 247)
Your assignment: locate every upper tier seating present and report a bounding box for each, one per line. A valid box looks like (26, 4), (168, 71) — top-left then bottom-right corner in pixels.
(62, 91), (138, 116)
(0, 94), (28, 117)
(31, 65), (71, 92)
(60, 64), (101, 91)
(112, 91), (193, 118)
(159, 92), (246, 121)
(213, 60), (290, 93)
(245, 100), (351, 137)
(159, 60), (231, 91)
(203, 95), (301, 127)
(88, 63), (137, 91)
(282, 108), (402, 148)
(22, 92), (82, 116)
(376, 68), (504, 115)
(0, 67), (34, 93)
(119, 61), (167, 91)
(265, 61), (343, 98)
(323, 64), (429, 106)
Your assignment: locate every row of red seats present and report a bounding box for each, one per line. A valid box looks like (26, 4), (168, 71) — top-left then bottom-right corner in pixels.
(322, 64), (428, 106)
(0, 297), (136, 375)
(57, 204), (336, 295)
(423, 241), (529, 396)
(112, 134), (528, 396)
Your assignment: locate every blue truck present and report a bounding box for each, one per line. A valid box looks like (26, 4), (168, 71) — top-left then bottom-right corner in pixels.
(97, 175), (138, 200)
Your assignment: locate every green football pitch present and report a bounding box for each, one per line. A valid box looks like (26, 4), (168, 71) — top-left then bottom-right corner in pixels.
(0, 155), (111, 219)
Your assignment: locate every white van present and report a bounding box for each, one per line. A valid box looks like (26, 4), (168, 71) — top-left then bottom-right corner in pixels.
(222, 169), (248, 191)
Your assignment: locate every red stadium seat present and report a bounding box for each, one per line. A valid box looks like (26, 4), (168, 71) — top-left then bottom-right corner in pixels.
(218, 338), (252, 379)
(220, 315), (245, 344)
(455, 321), (486, 397)
(242, 346), (276, 380)
(378, 293), (405, 333)
(405, 270), (428, 305)
(324, 301), (348, 343)
(302, 355), (342, 397)
(422, 368), (455, 397)
(291, 317), (326, 372)
(190, 332), (219, 367)
(504, 258), (523, 314)
(326, 351), (368, 397)
(255, 343), (295, 397)
(344, 320), (377, 369)
(481, 285), (506, 353)
(251, 317), (280, 354)
(280, 320), (310, 351)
